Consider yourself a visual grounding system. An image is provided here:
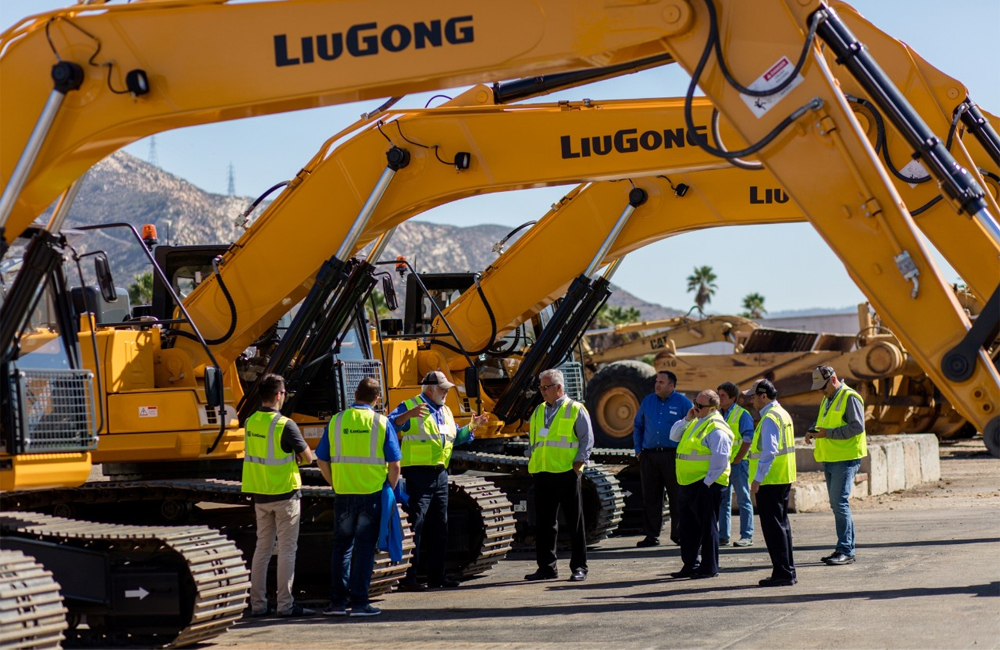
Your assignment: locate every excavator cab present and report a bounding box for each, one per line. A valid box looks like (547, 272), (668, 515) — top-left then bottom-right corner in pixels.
(0, 227), (97, 491)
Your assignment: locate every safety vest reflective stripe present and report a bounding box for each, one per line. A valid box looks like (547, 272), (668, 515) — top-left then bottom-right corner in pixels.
(530, 439), (580, 450)
(748, 404), (797, 485)
(748, 446), (796, 459)
(725, 405), (748, 462)
(329, 408), (388, 495)
(528, 400), (582, 474)
(400, 396), (457, 468)
(329, 411), (384, 465)
(675, 414), (732, 486)
(814, 384), (867, 462)
(242, 411), (301, 495)
(245, 414), (295, 465)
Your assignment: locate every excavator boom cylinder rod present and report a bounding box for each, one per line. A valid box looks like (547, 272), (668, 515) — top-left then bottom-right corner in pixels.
(45, 177), (84, 234)
(367, 227), (397, 265)
(583, 188), (646, 279)
(961, 102), (1000, 168)
(492, 53), (675, 104)
(813, 3), (989, 218)
(335, 150), (408, 260)
(0, 89), (69, 232)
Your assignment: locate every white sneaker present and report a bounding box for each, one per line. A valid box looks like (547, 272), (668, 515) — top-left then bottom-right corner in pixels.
(734, 538), (753, 547)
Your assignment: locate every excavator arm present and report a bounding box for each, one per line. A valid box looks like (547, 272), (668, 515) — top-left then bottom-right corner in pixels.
(583, 315), (760, 367)
(429, 0), (1000, 450)
(174, 97), (733, 367)
(0, 0), (688, 240)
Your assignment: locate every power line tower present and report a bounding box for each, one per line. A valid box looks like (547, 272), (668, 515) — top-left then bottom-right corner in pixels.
(227, 162), (236, 196)
(148, 136), (159, 166)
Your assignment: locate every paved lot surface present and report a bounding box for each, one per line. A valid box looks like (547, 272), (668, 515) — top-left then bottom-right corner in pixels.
(204, 440), (999, 649)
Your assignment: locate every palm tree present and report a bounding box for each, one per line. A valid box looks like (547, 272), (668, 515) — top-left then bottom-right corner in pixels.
(365, 290), (392, 324)
(127, 271), (154, 305)
(740, 292), (767, 320)
(686, 265), (717, 316)
(596, 305), (641, 328)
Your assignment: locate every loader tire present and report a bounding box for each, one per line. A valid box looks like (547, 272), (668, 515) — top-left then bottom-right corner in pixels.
(586, 360), (656, 448)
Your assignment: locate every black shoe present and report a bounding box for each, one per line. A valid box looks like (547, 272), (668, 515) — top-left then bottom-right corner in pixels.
(569, 569), (587, 582)
(398, 580), (428, 592)
(690, 571), (718, 580)
(820, 552), (838, 562)
(278, 604), (316, 617)
(636, 537), (659, 548)
(670, 537), (681, 546)
(524, 570), (558, 581)
(669, 568), (697, 579)
(428, 576), (460, 589)
(719, 538), (730, 546)
(823, 552), (855, 566)
(759, 577), (797, 587)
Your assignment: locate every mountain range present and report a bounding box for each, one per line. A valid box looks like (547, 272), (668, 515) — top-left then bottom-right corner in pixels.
(50, 151), (683, 320)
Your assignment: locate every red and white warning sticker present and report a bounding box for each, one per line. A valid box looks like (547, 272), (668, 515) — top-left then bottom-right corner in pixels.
(739, 56), (805, 118)
(138, 405), (158, 418)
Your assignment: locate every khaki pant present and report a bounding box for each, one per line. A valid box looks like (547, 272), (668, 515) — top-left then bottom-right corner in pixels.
(250, 498), (301, 615)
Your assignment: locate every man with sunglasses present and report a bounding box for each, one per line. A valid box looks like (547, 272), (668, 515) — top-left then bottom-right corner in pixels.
(804, 365), (866, 567)
(242, 373), (316, 617)
(524, 368), (594, 583)
(667, 390), (733, 580)
(745, 378), (798, 587)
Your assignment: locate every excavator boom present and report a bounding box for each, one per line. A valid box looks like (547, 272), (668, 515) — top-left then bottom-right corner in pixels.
(0, 0), (688, 239)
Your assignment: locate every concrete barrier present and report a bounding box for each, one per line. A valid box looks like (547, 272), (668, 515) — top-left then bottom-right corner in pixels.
(728, 435), (939, 512)
(916, 435), (942, 483)
(782, 434), (939, 509)
(865, 444), (888, 496)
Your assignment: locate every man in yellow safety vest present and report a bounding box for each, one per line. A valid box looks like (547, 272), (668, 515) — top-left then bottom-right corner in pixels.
(667, 389), (733, 580)
(804, 365), (867, 566)
(316, 377), (401, 618)
(524, 368), (593, 583)
(389, 370), (486, 591)
(746, 378), (798, 587)
(241, 373), (315, 617)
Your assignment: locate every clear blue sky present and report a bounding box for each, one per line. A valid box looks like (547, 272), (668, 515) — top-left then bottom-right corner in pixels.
(3, 1), (997, 315)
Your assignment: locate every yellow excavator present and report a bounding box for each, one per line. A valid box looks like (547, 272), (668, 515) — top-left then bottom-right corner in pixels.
(0, 1), (706, 645)
(3, 0), (999, 643)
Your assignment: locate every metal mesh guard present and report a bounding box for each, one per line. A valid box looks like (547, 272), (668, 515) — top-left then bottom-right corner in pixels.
(339, 360), (386, 413)
(559, 362), (585, 401)
(13, 368), (97, 454)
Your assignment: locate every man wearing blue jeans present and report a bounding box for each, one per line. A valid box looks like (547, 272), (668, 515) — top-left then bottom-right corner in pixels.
(717, 382), (755, 547)
(316, 377), (402, 617)
(804, 366), (866, 566)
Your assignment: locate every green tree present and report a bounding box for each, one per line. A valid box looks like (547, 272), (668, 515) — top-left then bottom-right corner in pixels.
(365, 290), (392, 324)
(127, 271), (154, 305)
(740, 292), (767, 320)
(596, 304), (641, 328)
(686, 265), (718, 316)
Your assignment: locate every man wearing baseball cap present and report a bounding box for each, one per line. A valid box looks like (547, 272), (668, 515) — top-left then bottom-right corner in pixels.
(389, 370), (487, 590)
(745, 379), (798, 587)
(804, 366), (867, 566)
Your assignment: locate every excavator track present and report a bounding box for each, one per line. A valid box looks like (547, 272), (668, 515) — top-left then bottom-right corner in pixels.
(450, 450), (624, 546)
(445, 474), (515, 579)
(302, 468), (513, 580)
(5, 478), (413, 599)
(0, 512), (247, 648)
(0, 549), (67, 650)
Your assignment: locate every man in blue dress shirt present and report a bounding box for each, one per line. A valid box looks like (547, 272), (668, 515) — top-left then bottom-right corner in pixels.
(633, 370), (693, 547)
